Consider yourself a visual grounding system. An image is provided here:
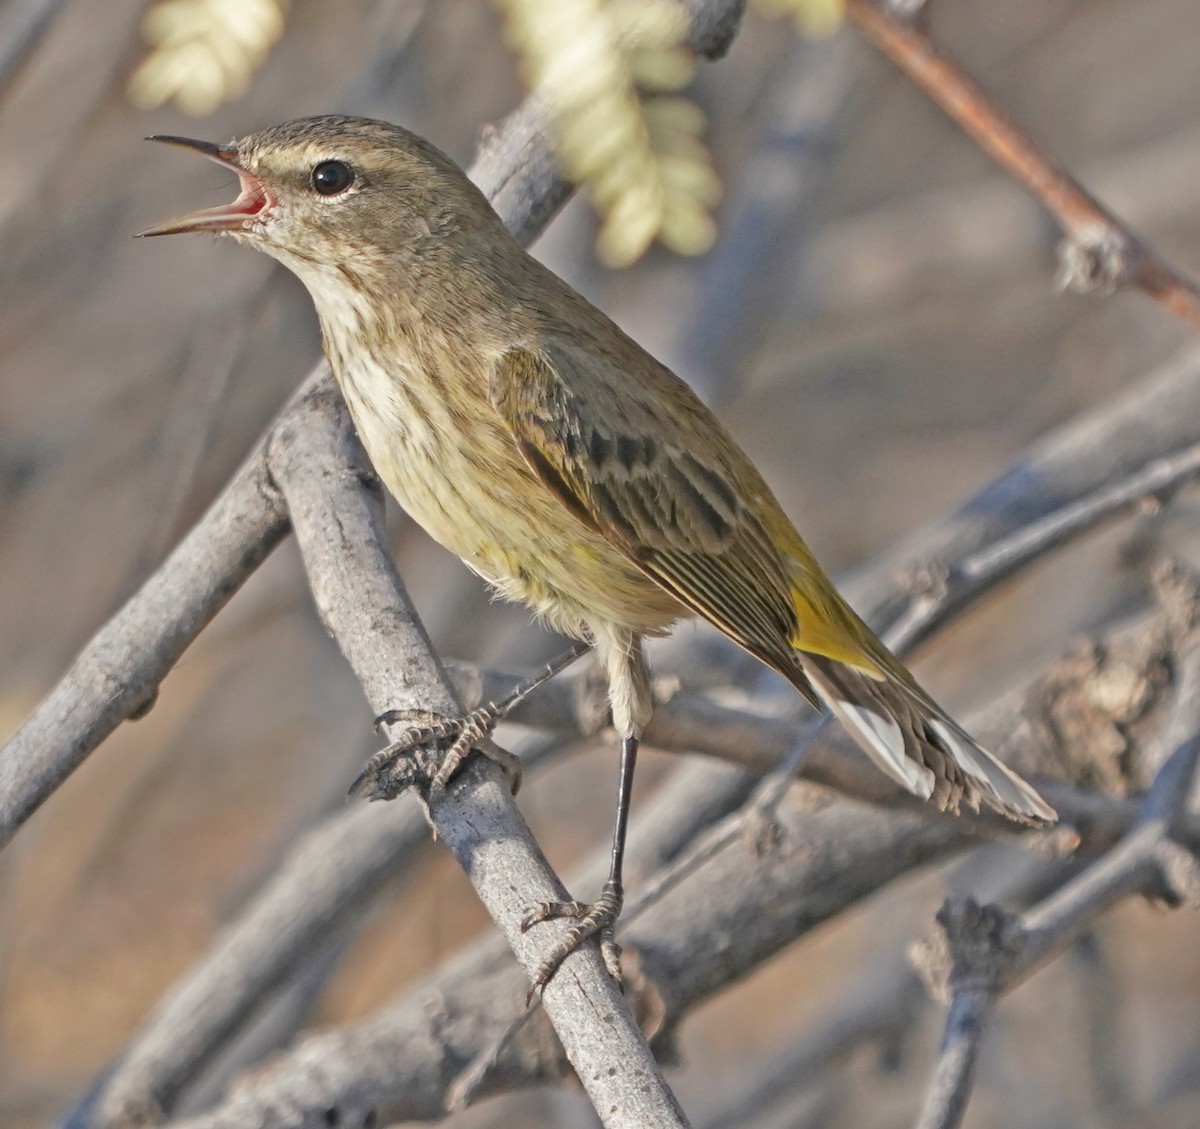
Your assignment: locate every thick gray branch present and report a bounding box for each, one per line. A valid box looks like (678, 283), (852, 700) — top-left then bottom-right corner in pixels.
(269, 381), (689, 1129)
(154, 586), (1197, 1126)
(0, 425), (291, 845)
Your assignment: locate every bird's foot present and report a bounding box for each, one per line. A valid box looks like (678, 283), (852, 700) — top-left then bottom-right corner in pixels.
(521, 879), (624, 1002)
(349, 704), (521, 803)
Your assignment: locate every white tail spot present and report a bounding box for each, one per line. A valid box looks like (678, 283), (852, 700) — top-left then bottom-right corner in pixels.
(929, 719), (1056, 822)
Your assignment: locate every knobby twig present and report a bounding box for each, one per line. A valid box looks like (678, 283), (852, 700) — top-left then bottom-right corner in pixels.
(846, 0), (1200, 329)
(910, 606), (1200, 1129)
(693, 846), (1089, 1129)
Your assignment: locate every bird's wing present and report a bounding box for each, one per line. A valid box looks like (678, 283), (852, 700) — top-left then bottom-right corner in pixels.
(490, 341), (807, 680)
(490, 343), (1055, 825)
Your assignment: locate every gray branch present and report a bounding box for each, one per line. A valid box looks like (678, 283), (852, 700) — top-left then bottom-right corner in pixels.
(842, 340), (1200, 637)
(911, 587), (1200, 1129)
(271, 380), (690, 1129)
(0, 421), (292, 846)
(151, 581), (1198, 1127)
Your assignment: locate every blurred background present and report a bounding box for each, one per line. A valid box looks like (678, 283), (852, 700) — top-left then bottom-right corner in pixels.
(3, 1), (1200, 1125)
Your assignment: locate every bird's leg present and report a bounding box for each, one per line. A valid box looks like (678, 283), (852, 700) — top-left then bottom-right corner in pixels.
(522, 731), (638, 998)
(350, 639), (592, 803)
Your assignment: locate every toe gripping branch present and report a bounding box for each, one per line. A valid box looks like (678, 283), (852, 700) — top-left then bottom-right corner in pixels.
(348, 704), (520, 802)
(522, 879), (625, 1003)
(348, 639), (593, 803)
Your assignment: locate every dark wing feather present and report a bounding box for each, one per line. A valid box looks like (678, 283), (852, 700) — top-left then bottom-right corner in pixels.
(491, 344), (1056, 825)
(491, 342), (808, 685)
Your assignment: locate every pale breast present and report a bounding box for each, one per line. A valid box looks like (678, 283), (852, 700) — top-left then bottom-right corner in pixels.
(331, 342), (683, 639)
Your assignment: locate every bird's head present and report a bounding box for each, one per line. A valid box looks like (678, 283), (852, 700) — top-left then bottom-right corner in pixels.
(139, 115), (498, 276)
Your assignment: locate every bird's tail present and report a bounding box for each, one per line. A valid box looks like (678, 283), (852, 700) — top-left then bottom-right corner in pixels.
(793, 651), (1056, 825)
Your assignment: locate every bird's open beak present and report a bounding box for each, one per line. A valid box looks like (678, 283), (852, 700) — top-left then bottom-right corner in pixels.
(137, 135), (272, 237)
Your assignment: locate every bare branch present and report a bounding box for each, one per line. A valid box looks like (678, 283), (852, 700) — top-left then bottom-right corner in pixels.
(912, 900), (1022, 1129)
(911, 592), (1200, 1129)
(161, 790), (971, 1128)
(883, 435), (1200, 654)
(846, 0), (1200, 329)
(0, 422), (292, 846)
(153, 583), (1197, 1126)
(272, 379), (694, 1129)
(844, 341), (1200, 639)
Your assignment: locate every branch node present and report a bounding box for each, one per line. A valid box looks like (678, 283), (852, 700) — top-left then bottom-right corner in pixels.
(878, 0), (928, 29)
(128, 685), (160, 721)
(900, 556), (952, 603)
(1152, 839), (1200, 910)
(1055, 225), (1135, 296)
(743, 805), (786, 857)
(1152, 557), (1200, 640)
(1030, 632), (1168, 795)
(910, 897), (1024, 1004)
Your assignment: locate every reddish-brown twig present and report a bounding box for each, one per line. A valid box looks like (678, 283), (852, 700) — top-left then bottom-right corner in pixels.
(846, 0), (1200, 330)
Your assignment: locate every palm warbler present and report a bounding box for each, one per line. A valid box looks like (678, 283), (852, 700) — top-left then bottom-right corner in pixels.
(143, 116), (1054, 990)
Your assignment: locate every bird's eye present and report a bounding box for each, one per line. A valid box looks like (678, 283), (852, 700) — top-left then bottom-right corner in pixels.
(310, 160), (354, 196)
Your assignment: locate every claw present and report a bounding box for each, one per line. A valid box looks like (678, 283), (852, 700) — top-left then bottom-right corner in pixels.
(352, 704), (519, 803)
(521, 880), (624, 1001)
(347, 751), (386, 800)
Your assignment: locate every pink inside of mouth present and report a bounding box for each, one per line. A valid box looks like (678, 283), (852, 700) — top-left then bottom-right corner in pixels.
(232, 172), (270, 217)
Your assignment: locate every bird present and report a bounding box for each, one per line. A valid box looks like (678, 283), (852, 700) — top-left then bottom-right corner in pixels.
(141, 114), (1055, 993)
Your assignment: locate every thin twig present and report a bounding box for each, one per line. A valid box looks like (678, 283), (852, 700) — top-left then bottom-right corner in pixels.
(846, 0), (1200, 329)
(884, 438), (1200, 654)
(843, 340), (1200, 645)
(911, 626), (1200, 1129)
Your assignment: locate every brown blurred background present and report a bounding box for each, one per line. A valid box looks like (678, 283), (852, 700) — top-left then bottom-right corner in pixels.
(3, 1), (1200, 1126)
